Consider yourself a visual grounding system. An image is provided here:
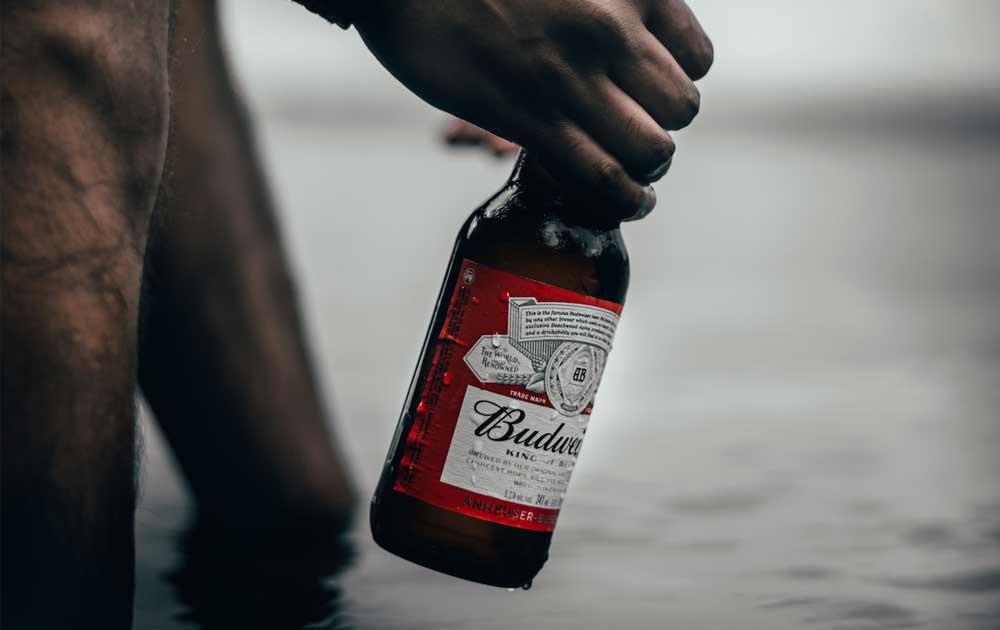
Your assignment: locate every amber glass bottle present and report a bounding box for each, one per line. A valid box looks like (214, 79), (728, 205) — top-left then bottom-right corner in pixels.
(371, 152), (629, 587)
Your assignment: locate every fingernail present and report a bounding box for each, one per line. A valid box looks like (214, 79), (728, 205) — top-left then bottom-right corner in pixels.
(643, 156), (672, 183)
(625, 186), (656, 222)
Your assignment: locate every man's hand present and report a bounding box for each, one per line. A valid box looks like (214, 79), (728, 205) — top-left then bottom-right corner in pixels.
(353, 0), (712, 220)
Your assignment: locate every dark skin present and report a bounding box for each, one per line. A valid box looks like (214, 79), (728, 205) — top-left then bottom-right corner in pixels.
(139, 0), (355, 539)
(2, 3), (170, 628)
(353, 0), (713, 217)
(1, 0), (711, 627)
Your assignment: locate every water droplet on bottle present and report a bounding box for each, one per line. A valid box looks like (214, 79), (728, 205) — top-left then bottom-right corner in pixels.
(473, 439), (484, 453)
(491, 333), (502, 348)
(470, 474), (479, 486)
(499, 291), (510, 303)
(416, 400), (427, 414)
(471, 296), (480, 305)
(510, 399), (520, 409)
(442, 371), (453, 385)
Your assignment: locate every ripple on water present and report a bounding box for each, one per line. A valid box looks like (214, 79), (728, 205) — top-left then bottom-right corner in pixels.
(988, 527), (1000, 545)
(903, 521), (962, 549)
(760, 596), (828, 609)
(882, 567), (1000, 593)
(762, 597), (920, 629)
(901, 516), (1000, 553)
(666, 488), (776, 516)
(807, 600), (920, 628)
(778, 566), (838, 581)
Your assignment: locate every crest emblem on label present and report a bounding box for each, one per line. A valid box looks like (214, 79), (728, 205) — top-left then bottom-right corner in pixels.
(462, 295), (619, 404)
(545, 342), (606, 415)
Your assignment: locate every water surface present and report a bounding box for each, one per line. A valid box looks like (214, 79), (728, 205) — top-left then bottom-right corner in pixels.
(134, 116), (1000, 629)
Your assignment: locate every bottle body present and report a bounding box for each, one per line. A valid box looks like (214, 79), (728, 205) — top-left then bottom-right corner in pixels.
(370, 154), (629, 587)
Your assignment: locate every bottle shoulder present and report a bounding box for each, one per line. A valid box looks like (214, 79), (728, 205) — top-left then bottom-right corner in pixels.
(455, 187), (629, 304)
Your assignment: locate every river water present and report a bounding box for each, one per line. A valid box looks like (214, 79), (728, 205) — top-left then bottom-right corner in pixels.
(132, 117), (1000, 628)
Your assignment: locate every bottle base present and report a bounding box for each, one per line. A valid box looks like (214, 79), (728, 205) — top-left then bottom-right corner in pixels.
(372, 534), (537, 589)
(370, 489), (548, 588)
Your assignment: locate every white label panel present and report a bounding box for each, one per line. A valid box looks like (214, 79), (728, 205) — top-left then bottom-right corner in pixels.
(440, 385), (588, 509)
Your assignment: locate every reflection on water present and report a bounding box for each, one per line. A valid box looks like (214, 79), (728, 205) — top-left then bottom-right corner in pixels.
(167, 524), (354, 629)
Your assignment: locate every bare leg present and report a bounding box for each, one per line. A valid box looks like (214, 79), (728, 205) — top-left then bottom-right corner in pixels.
(138, 0), (354, 542)
(1, 3), (170, 628)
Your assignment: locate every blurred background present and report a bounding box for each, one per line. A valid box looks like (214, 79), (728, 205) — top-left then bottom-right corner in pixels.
(135, 1), (1000, 628)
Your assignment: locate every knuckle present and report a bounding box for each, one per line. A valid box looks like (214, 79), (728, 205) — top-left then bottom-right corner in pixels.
(555, 123), (588, 154)
(688, 36), (715, 79)
(593, 159), (627, 195)
(672, 84), (701, 128)
(525, 41), (567, 85)
(648, 135), (676, 165)
(534, 50), (573, 94)
(585, 3), (618, 29)
(623, 116), (674, 172)
(619, 30), (646, 59)
(621, 113), (646, 142)
(529, 41), (561, 73)
(583, 2), (631, 44)
(686, 84), (702, 115)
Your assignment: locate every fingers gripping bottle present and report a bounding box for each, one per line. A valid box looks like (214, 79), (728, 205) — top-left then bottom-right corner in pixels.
(371, 152), (629, 587)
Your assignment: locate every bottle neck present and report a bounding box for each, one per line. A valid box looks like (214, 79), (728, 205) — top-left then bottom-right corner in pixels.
(507, 151), (622, 230)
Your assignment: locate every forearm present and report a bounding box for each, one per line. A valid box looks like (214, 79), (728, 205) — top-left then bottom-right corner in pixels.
(292, 0), (357, 28)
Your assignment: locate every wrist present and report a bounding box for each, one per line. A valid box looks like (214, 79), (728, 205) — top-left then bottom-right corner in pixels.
(295, 0), (358, 29)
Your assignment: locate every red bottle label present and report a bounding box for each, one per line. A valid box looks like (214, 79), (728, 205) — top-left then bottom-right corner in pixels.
(394, 259), (623, 532)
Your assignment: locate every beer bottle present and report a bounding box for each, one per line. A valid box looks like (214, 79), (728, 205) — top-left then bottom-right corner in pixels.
(371, 151), (630, 587)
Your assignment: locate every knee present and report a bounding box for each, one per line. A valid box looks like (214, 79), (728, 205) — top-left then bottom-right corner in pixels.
(4, 3), (171, 216)
(3, 3), (173, 267)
